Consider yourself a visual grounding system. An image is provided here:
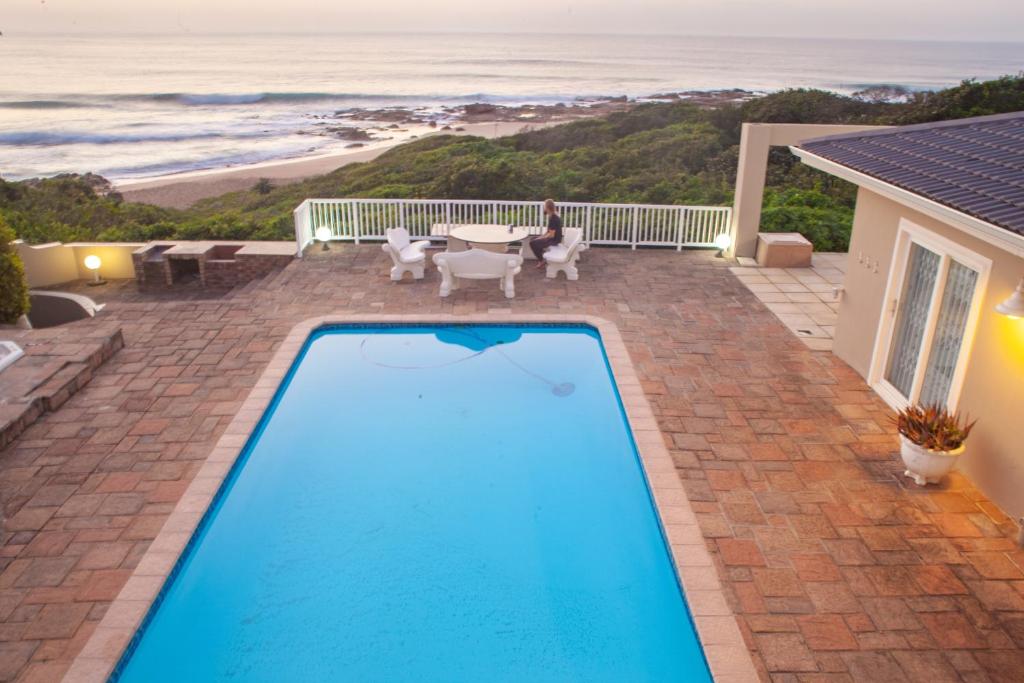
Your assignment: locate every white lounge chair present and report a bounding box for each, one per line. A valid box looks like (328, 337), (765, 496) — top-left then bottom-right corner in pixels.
(432, 249), (523, 299)
(382, 227), (430, 281)
(542, 227), (586, 280)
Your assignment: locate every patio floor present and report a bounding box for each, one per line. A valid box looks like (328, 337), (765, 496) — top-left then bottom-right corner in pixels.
(1, 246), (1022, 682)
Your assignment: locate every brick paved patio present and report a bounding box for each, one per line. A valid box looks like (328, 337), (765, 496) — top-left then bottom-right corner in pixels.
(1, 246), (1022, 682)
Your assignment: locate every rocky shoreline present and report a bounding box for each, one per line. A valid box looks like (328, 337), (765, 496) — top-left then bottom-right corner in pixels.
(308, 89), (760, 144)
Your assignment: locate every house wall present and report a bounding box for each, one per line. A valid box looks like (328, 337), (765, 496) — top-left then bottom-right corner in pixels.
(835, 188), (1024, 519)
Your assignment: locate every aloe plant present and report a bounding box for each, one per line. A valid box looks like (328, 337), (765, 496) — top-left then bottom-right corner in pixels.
(893, 404), (976, 451)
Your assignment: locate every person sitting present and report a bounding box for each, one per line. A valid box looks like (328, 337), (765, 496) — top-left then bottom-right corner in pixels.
(530, 198), (563, 269)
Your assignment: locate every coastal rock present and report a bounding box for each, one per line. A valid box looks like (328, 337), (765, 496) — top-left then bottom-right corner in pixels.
(464, 103), (498, 116)
(322, 126), (373, 141)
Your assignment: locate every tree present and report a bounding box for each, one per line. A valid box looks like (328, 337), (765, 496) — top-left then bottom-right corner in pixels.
(0, 215), (30, 324)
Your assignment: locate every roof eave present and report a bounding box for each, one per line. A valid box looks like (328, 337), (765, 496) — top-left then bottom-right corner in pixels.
(790, 146), (1024, 260)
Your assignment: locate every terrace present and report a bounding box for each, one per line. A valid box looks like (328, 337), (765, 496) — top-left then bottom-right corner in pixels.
(2, 238), (1022, 682)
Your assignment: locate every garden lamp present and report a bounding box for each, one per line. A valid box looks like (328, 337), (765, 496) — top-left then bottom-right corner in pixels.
(315, 226), (332, 251)
(714, 232), (732, 258)
(84, 255), (106, 286)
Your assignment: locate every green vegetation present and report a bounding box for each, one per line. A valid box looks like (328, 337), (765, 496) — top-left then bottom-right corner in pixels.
(0, 216), (30, 324)
(2, 75), (1022, 252)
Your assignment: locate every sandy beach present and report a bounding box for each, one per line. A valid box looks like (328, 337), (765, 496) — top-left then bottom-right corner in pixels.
(116, 121), (556, 209)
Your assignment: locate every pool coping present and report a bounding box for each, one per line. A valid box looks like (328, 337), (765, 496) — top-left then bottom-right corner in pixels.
(63, 313), (759, 683)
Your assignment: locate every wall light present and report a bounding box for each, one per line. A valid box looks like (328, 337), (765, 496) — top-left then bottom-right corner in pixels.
(714, 232), (732, 258)
(315, 226), (332, 251)
(83, 254), (106, 286)
(996, 277), (1024, 319)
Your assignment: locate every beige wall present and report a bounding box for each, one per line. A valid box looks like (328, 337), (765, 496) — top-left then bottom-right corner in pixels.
(67, 243), (142, 280)
(14, 241), (143, 286)
(731, 123), (890, 258)
(835, 188), (1024, 519)
(14, 242), (79, 288)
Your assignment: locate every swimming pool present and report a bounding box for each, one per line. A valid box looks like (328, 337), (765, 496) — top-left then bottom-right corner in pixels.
(114, 324), (712, 681)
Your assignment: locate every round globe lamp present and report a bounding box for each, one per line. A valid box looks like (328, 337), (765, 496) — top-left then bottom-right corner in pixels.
(84, 255), (106, 286)
(714, 232), (732, 258)
(315, 226), (332, 251)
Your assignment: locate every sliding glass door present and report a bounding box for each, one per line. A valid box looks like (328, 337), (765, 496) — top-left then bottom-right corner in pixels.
(874, 223), (989, 412)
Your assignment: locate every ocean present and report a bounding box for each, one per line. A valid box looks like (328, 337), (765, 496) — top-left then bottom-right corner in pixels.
(1, 32), (1021, 182)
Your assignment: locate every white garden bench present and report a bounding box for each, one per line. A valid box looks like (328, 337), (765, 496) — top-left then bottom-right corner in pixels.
(382, 227), (430, 281)
(432, 248), (523, 299)
(542, 227), (587, 280)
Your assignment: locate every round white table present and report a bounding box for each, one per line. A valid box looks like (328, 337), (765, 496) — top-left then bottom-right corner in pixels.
(448, 224), (531, 253)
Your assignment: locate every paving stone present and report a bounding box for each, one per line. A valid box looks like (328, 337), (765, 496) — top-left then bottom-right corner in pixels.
(841, 651), (906, 682)
(918, 611), (988, 649)
(21, 603), (90, 640)
(0, 642), (37, 681)
(718, 539), (767, 567)
(757, 633), (819, 672)
(796, 615), (858, 651)
(891, 650), (961, 682)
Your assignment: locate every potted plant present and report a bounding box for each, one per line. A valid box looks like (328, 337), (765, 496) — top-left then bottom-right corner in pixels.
(893, 404), (975, 485)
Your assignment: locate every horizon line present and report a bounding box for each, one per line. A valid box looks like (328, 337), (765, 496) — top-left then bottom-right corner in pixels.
(2, 29), (1023, 45)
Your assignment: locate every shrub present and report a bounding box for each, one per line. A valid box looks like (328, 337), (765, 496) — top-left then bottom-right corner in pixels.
(893, 404), (976, 451)
(0, 216), (30, 324)
(759, 188), (854, 251)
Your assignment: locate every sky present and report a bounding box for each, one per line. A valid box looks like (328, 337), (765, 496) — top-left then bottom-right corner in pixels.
(2, 0), (1024, 42)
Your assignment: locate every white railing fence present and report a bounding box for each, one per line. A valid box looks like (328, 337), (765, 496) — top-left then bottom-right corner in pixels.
(293, 199), (732, 256)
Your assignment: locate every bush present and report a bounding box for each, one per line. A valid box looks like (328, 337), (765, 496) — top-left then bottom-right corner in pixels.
(0, 216), (30, 324)
(760, 189), (854, 252)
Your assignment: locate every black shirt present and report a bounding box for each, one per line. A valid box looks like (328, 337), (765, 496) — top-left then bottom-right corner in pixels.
(548, 213), (563, 243)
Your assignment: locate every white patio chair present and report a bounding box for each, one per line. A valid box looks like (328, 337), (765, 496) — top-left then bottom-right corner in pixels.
(432, 249), (523, 299)
(542, 227), (587, 280)
(382, 227), (430, 281)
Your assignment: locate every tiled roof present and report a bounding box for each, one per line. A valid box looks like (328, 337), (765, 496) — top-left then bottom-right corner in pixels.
(799, 111), (1024, 237)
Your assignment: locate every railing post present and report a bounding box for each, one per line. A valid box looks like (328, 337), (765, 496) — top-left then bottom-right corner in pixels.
(585, 205), (592, 243)
(353, 201), (362, 245)
(630, 206), (639, 250)
(293, 199), (310, 258)
(675, 207), (685, 251)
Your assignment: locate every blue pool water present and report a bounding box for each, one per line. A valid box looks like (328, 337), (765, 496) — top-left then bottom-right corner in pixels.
(115, 325), (711, 682)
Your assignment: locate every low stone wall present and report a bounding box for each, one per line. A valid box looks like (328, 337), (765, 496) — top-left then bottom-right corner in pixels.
(16, 240), (295, 290)
(0, 321), (124, 451)
(132, 241), (295, 289)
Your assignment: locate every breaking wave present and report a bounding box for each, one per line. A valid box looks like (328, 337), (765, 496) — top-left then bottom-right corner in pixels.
(0, 130), (271, 147)
(0, 91), (587, 110)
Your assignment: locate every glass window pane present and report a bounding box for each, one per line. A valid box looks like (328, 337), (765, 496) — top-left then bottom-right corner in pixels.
(885, 243), (940, 399)
(919, 260), (978, 408)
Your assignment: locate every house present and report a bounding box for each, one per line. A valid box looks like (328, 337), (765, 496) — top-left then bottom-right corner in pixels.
(791, 111), (1024, 519)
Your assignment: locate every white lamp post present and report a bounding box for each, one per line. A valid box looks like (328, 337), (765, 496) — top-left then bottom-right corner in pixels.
(996, 277), (1024, 319)
(83, 255), (105, 286)
(315, 226), (332, 251)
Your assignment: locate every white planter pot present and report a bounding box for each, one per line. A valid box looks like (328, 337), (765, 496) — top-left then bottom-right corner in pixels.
(899, 434), (965, 485)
